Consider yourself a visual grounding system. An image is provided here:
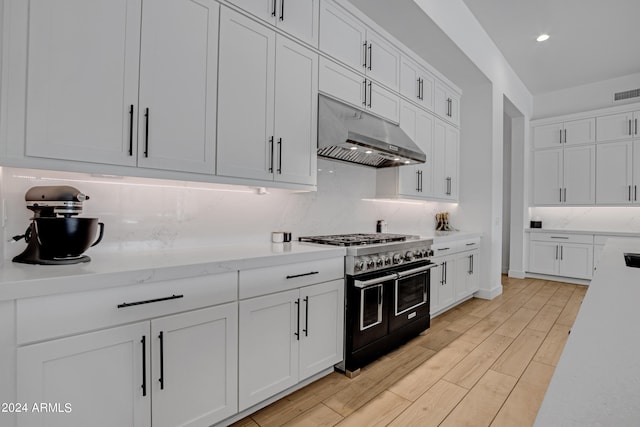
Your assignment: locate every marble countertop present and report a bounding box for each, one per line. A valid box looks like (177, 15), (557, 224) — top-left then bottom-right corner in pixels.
(0, 242), (346, 301)
(423, 230), (483, 242)
(526, 228), (640, 237)
(535, 237), (640, 426)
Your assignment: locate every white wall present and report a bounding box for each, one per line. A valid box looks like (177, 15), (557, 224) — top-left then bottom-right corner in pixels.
(1, 164), (458, 260)
(502, 112), (511, 274)
(534, 72), (640, 119)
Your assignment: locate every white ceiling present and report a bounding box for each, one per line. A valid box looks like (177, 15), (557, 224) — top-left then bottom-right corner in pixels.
(461, 0), (640, 95)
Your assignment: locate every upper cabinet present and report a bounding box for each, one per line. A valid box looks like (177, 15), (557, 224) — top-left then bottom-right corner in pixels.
(217, 8), (317, 186)
(23, 0), (220, 174)
(399, 56), (435, 111)
(596, 111), (640, 143)
(226, 0), (319, 46)
(434, 81), (460, 126)
(433, 119), (459, 200)
(532, 118), (595, 149)
(319, 0), (400, 92)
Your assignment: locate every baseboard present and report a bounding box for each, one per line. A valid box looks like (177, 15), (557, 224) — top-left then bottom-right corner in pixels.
(525, 272), (591, 286)
(508, 270), (526, 279)
(474, 284), (502, 300)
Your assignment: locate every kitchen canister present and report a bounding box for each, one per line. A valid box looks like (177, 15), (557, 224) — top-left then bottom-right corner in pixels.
(272, 232), (292, 243)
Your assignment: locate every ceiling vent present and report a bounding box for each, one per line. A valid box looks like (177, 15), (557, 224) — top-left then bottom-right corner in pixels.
(614, 88), (640, 101)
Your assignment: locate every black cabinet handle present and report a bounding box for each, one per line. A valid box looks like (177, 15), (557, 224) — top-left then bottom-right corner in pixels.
(560, 246), (563, 261)
(368, 43), (372, 71)
(286, 271), (319, 279)
(559, 129), (562, 144)
(141, 336), (147, 396)
(158, 331), (164, 390)
(564, 129), (567, 144)
(368, 81), (372, 108)
(635, 118), (638, 135)
(117, 294), (184, 308)
(629, 185), (632, 202)
(277, 138), (282, 174)
(128, 105), (134, 156)
(550, 236), (569, 239)
(416, 170), (420, 191)
(630, 119), (633, 136)
(564, 188), (567, 202)
(444, 261), (447, 284)
(440, 263), (445, 285)
(555, 245), (558, 260)
(303, 296), (309, 337)
(294, 298), (300, 340)
(635, 185), (637, 201)
(268, 136), (274, 173)
(271, 0), (276, 16)
(280, 0), (284, 20)
(363, 42), (368, 68)
(362, 79), (367, 106)
(144, 107), (149, 158)
(559, 187), (562, 203)
(468, 254), (473, 274)
(417, 78), (421, 100)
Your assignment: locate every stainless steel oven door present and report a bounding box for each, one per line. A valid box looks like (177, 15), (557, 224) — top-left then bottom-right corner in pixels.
(353, 280), (385, 331)
(394, 264), (435, 316)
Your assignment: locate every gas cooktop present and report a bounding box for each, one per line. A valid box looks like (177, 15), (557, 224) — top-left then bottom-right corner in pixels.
(298, 233), (416, 246)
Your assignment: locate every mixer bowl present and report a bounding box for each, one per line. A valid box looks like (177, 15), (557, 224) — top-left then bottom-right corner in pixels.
(34, 217), (104, 258)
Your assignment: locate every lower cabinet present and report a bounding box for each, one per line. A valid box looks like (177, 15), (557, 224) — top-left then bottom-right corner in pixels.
(528, 232), (594, 280)
(17, 303), (238, 427)
(430, 238), (480, 316)
(238, 279), (343, 411)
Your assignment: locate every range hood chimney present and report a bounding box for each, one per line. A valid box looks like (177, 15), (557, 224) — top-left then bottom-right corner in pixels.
(317, 95), (426, 168)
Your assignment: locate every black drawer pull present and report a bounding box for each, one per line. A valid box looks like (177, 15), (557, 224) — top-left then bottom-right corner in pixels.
(117, 294), (184, 308)
(286, 271), (319, 279)
(437, 247), (450, 251)
(550, 236), (569, 239)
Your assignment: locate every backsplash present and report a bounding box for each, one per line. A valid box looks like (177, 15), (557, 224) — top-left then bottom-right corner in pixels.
(1, 162), (458, 260)
(530, 207), (640, 232)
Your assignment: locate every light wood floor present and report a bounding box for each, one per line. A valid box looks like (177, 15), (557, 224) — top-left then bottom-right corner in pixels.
(233, 276), (586, 427)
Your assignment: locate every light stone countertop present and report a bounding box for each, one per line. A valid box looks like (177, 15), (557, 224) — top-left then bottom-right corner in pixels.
(534, 237), (640, 426)
(423, 230), (483, 243)
(526, 228), (640, 238)
(0, 242), (346, 301)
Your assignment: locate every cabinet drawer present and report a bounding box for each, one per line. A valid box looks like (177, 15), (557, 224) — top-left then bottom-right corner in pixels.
(240, 257), (344, 299)
(431, 242), (461, 256)
(594, 234), (639, 245)
(17, 272), (237, 344)
(529, 232), (594, 244)
(459, 238), (481, 252)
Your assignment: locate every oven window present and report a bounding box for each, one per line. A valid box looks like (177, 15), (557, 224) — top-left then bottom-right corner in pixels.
(361, 285), (383, 330)
(396, 272), (427, 315)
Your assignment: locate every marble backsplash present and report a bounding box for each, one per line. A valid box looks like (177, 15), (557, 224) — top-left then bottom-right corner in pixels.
(530, 207), (640, 233)
(1, 161), (458, 260)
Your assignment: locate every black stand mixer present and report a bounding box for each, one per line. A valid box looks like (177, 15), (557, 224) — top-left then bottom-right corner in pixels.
(12, 186), (105, 265)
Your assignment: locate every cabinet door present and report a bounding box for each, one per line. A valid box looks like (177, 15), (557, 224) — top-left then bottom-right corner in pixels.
(444, 125), (459, 199)
(397, 103), (421, 197)
(416, 110), (435, 195)
(319, 58), (365, 109)
(137, 0), (218, 174)
(366, 29), (400, 91)
(563, 145), (595, 205)
(429, 262), (441, 315)
(559, 244), (593, 280)
(17, 322), (150, 427)
(151, 303), (238, 427)
(24, 0), (141, 166)
(596, 141), (633, 205)
(276, 0), (319, 46)
(217, 8), (275, 181)
(319, 0), (366, 71)
(634, 140), (640, 204)
(434, 121), (459, 200)
(438, 259), (455, 309)
(529, 241), (559, 275)
(434, 83), (459, 125)
(274, 37), (318, 185)
(533, 122), (564, 149)
(399, 57), (434, 111)
(239, 289), (299, 411)
(597, 112), (635, 142)
(299, 280), (344, 380)
(368, 81), (400, 122)
(467, 251), (480, 294)
(532, 149), (563, 205)
(564, 118), (595, 146)
(455, 251), (479, 299)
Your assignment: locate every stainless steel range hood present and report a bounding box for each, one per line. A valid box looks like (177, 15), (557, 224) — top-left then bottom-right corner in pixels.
(318, 95), (426, 168)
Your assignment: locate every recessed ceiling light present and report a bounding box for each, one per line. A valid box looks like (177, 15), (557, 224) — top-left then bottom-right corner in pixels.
(350, 146), (358, 150)
(536, 34), (550, 42)
(365, 150), (373, 154)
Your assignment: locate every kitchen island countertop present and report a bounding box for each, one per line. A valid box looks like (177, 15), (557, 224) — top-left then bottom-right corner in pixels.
(535, 237), (640, 426)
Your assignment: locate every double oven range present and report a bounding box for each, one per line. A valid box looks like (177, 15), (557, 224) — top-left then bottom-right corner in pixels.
(299, 233), (434, 376)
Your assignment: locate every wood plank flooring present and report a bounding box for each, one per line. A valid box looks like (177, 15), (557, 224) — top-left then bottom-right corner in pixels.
(232, 276), (587, 427)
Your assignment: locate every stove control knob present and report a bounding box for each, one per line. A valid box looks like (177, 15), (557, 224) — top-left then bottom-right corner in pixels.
(372, 256), (384, 268)
(426, 249), (434, 257)
(382, 255), (391, 266)
(392, 253), (402, 264)
(354, 258), (365, 272)
(414, 250), (423, 259)
(363, 256), (375, 270)
(405, 251), (415, 262)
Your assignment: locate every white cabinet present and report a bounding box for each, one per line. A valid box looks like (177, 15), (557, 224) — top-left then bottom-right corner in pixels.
(399, 56), (435, 111)
(596, 141), (636, 204)
(376, 101), (434, 199)
(217, 8), (317, 185)
(319, 0), (399, 91)
(532, 118), (596, 149)
(227, 0), (319, 46)
(17, 303), (238, 427)
(319, 57), (400, 122)
(532, 145), (596, 205)
(238, 280), (343, 411)
(433, 119), (459, 200)
(596, 110), (640, 143)
(24, 0), (220, 174)
(434, 81), (460, 126)
(455, 248), (480, 300)
(430, 257), (455, 314)
(528, 233), (594, 280)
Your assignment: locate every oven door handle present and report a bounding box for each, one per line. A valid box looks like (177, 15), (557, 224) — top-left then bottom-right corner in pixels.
(354, 264), (436, 288)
